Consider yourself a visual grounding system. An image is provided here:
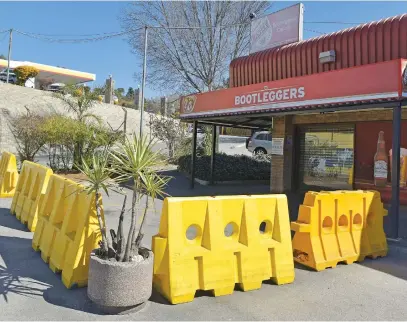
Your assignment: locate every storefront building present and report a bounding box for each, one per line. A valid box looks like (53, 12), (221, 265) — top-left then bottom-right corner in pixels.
(180, 14), (407, 238)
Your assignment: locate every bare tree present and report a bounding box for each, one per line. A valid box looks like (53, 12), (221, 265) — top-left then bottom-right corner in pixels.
(121, 1), (270, 93)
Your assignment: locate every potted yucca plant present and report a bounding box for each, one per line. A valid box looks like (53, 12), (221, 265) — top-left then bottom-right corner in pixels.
(78, 135), (169, 314)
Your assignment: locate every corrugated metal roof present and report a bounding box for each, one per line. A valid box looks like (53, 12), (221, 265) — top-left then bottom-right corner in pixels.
(230, 13), (407, 88)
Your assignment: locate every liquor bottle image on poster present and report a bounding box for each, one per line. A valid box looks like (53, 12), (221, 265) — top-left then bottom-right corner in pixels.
(374, 131), (388, 187)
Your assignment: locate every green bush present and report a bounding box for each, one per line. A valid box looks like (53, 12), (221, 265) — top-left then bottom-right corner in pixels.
(178, 153), (270, 181)
(41, 115), (122, 172)
(41, 115), (77, 171)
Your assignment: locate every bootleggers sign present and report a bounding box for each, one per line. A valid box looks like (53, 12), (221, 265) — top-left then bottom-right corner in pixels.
(180, 59), (405, 118)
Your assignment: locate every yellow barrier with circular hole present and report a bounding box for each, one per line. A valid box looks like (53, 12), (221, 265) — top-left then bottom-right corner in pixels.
(152, 195), (295, 304)
(291, 190), (388, 271)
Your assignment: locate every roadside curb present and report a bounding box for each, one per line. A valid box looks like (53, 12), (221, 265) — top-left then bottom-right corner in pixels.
(194, 177), (269, 186)
(179, 170), (269, 186)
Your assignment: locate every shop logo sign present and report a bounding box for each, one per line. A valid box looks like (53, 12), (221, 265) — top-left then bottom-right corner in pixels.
(183, 95), (196, 113)
(234, 86), (305, 106)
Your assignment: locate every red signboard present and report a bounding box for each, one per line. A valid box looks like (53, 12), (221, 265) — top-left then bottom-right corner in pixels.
(250, 3), (304, 54)
(180, 59), (405, 118)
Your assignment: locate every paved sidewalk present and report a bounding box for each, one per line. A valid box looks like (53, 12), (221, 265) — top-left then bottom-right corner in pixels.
(1, 171), (407, 320)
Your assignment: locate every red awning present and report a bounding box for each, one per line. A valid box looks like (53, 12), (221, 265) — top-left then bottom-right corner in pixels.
(180, 59), (407, 127)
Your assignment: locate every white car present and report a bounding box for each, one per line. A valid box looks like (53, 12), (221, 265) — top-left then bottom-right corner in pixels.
(0, 68), (35, 88)
(0, 68), (17, 84)
(246, 131), (273, 155)
(47, 83), (65, 92)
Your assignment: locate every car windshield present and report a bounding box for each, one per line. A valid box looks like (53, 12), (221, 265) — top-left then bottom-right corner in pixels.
(0, 69), (13, 74)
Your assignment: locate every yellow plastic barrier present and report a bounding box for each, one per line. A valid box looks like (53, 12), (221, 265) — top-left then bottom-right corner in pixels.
(348, 166), (353, 185)
(32, 174), (103, 289)
(291, 190), (388, 271)
(0, 151), (19, 198)
(152, 195), (295, 304)
(10, 161), (53, 231)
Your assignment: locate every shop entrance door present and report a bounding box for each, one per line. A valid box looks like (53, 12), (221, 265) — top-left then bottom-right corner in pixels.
(297, 125), (355, 191)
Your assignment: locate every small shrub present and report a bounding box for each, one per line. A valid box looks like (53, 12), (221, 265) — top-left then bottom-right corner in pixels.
(178, 153), (270, 181)
(13, 66), (39, 86)
(8, 108), (47, 162)
(41, 115), (78, 172)
(148, 113), (188, 160)
(41, 114), (122, 172)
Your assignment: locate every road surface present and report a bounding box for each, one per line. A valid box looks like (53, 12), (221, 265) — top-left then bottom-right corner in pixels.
(1, 170), (406, 320)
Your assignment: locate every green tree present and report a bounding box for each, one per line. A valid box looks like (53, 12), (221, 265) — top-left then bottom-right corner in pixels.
(92, 85), (106, 96)
(0, 54), (6, 60)
(54, 84), (102, 166)
(115, 87), (125, 98)
(126, 87), (135, 99)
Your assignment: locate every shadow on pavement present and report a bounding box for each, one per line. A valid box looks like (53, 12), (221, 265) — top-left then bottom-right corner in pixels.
(158, 170), (270, 199)
(159, 170), (305, 224)
(0, 208), (29, 232)
(0, 235), (103, 314)
(149, 288), (170, 305)
(357, 256), (407, 281)
(149, 288), (242, 305)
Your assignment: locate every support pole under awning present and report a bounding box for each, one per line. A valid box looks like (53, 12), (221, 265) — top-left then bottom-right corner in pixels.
(390, 102), (402, 239)
(190, 121), (198, 189)
(210, 125), (217, 185)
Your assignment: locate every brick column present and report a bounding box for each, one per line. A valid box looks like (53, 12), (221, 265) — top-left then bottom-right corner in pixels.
(270, 116), (295, 193)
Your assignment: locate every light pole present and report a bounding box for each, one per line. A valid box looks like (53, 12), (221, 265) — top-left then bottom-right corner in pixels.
(6, 29), (13, 84)
(139, 25), (148, 138)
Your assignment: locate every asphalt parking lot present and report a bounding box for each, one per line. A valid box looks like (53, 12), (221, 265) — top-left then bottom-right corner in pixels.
(1, 171), (407, 320)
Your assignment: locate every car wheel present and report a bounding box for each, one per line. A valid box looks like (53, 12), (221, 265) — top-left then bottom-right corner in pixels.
(254, 147), (267, 155)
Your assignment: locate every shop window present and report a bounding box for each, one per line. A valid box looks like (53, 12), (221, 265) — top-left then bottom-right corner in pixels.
(298, 125), (354, 190)
(354, 121), (407, 205)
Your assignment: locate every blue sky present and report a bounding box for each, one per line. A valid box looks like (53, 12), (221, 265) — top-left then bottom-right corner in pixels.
(0, 1), (406, 98)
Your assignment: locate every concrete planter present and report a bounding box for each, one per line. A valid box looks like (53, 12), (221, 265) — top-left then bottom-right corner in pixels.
(87, 248), (153, 315)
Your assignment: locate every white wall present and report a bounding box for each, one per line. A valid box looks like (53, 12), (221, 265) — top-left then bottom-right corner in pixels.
(0, 82), (153, 155)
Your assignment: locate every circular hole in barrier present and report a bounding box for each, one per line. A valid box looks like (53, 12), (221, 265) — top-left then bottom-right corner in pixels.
(353, 213), (363, 228)
(322, 217), (333, 230)
(186, 224), (200, 241)
(224, 222), (238, 237)
(338, 215), (348, 228)
(259, 220), (273, 234)
(259, 221), (266, 234)
(367, 213), (374, 227)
